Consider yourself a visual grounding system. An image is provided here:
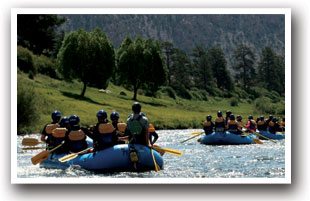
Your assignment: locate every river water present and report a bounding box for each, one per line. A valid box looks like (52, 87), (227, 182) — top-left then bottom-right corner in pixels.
(16, 129), (285, 178)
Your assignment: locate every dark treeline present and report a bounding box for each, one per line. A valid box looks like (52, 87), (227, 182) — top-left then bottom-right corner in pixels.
(17, 14), (285, 102)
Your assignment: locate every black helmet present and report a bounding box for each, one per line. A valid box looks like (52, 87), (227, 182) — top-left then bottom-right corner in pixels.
(51, 110), (61, 121)
(206, 115), (212, 121)
(282, 117), (285, 121)
(248, 115), (253, 120)
(230, 114), (235, 120)
(69, 115), (80, 125)
(97, 110), (107, 120)
(110, 111), (120, 120)
(269, 115), (273, 120)
(260, 116), (264, 121)
(237, 115), (242, 121)
(132, 102), (142, 113)
(59, 116), (69, 127)
(217, 110), (222, 117)
(226, 110), (232, 116)
(272, 117), (278, 123)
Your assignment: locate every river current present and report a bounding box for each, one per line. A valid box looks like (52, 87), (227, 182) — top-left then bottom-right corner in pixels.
(16, 129), (285, 178)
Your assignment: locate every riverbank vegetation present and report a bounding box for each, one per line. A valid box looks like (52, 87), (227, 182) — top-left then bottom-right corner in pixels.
(17, 14), (285, 134)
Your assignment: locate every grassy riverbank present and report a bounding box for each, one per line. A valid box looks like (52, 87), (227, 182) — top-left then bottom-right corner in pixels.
(17, 72), (282, 134)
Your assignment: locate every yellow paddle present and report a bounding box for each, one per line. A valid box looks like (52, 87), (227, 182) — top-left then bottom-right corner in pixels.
(22, 146), (52, 150)
(22, 138), (44, 146)
(181, 132), (204, 143)
(253, 132), (277, 143)
(58, 147), (93, 163)
(190, 131), (203, 136)
(150, 148), (160, 172)
(241, 132), (263, 144)
(152, 146), (183, 157)
(31, 142), (64, 165)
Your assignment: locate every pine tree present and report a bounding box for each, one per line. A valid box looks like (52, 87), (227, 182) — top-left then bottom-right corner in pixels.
(232, 44), (256, 89)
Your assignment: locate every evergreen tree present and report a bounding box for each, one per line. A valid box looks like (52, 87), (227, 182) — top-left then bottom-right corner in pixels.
(232, 44), (256, 89)
(161, 41), (176, 86)
(207, 46), (234, 91)
(57, 28), (115, 97)
(18, 14), (66, 56)
(258, 47), (283, 95)
(117, 36), (167, 100)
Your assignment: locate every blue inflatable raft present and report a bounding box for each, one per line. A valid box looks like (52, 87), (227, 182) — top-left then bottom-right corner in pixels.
(200, 132), (255, 145)
(258, 131), (285, 140)
(39, 144), (164, 172)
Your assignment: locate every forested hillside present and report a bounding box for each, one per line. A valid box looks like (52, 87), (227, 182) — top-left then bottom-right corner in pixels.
(59, 14), (285, 66)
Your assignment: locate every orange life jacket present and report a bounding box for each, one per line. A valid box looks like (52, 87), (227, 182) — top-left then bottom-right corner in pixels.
(52, 128), (66, 138)
(68, 130), (86, 141)
(45, 123), (59, 134)
(98, 123), (115, 134)
(117, 123), (127, 133)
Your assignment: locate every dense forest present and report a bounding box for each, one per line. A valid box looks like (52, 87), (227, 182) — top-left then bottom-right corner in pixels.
(17, 14), (285, 133)
(59, 14), (285, 67)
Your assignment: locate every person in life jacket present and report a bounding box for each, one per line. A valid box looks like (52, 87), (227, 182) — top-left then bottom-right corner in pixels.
(268, 117), (281, 134)
(280, 117), (285, 132)
(257, 116), (267, 131)
(214, 111), (225, 132)
(245, 115), (257, 133)
(226, 114), (241, 134)
(91, 110), (118, 151)
(40, 110), (61, 146)
(50, 116), (70, 154)
(140, 112), (159, 145)
(203, 115), (214, 135)
(266, 115), (273, 129)
(125, 102), (151, 148)
(225, 110), (232, 128)
(236, 115), (245, 129)
(67, 115), (90, 153)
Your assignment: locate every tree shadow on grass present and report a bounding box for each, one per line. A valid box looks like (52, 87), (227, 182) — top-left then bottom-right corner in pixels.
(61, 91), (109, 106)
(117, 95), (166, 107)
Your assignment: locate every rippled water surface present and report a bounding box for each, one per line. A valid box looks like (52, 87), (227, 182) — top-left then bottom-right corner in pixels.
(17, 129), (285, 178)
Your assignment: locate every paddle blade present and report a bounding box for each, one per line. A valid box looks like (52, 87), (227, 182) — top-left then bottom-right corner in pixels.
(22, 138), (42, 146)
(191, 131), (203, 136)
(22, 146), (47, 150)
(58, 153), (78, 163)
(31, 151), (50, 165)
(153, 147), (182, 157)
(254, 138), (263, 144)
(152, 145), (165, 156)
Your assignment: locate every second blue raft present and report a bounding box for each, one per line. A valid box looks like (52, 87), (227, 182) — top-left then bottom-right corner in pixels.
(258, 131), (285, 140)
(40, 144), (164, 172)
(200, 132), (255, 145)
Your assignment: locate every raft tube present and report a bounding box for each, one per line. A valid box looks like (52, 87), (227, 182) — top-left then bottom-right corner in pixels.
(40, 144), (164, 172)
(258, 131), (285, 140)
(200, 132), (255, 145)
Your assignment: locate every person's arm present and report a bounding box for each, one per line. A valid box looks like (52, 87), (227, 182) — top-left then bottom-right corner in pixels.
(81, 126), (94, 139)
(152, 132), (159, 145)
(41, 124), (47, 141)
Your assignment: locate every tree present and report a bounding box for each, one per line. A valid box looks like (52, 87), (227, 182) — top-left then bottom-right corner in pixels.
(258, 47), (284, 95)
(160, 41), (176, 86)
(117, 36), (167, 100)
(232, 44), (256, 89)
(18, 14), (66, 56)
(196, 54), (214, 90)
(57, 28), (115, 97)
(207, 46), (234, 91)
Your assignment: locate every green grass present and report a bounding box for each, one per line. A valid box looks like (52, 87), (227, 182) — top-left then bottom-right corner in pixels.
(17, 72), (280, 133)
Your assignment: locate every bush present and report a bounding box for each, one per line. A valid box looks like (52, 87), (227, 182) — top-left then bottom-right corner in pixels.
(234, 87), (249, 99)
(17, 46), (36, 74)
(160, 86), (177, 99)
(172, 82), (192, 100)
(34, 55), (59, 79)
(266, 90), (281, 103)
(17, 84), (40, 134)
(190, 88), (208, 101)
(230, 97), (239, 107)
(254, 96), (276, 114)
